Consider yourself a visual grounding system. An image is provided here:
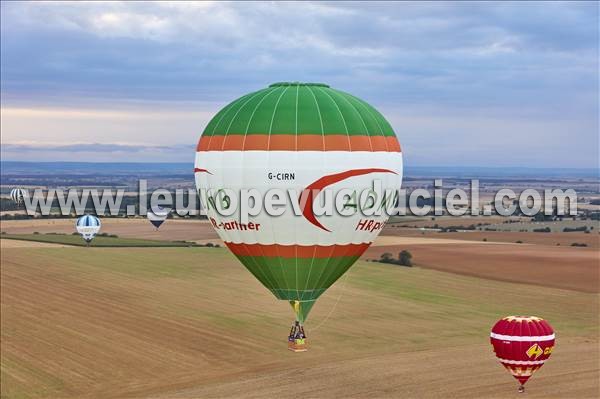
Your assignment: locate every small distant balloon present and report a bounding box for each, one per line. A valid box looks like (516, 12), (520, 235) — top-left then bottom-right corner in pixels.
(490, 315), (555, 393)
(76, 214), (101, 244)
(147, 207), (170, 230)
(10, 188), (27, 206)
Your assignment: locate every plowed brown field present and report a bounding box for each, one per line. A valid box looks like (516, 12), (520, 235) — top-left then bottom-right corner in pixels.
(383, 226), (600, 248)
(366, 242), (599, 293)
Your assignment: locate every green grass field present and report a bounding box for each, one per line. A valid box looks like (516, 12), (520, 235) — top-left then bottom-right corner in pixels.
(1, 245), (598, 398)
(0, 233), (205, 247)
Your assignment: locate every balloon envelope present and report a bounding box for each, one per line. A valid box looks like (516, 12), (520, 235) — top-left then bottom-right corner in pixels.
(195, 82), (402, 323)
(490, 316), (555, 387)
(76, 214), (101, 242)
(147, 208), (170, 229)
(10, 188), (27, 205)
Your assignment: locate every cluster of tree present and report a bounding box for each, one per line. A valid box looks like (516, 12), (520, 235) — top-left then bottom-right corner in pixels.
(533, 227), (551, 233)
(199, 242), (220, 248)
(439, 224), (478, 232)
(376, 250), (413, 267)
(97, 232), (119, 238)
(0, 198), (21, 212)
(571, 243), (588, 247)
(587, 212), (600, 221)
(562, 226), (588, 233)
(530, 212), (578, 222)
(0, 213), (33, 220)
(171, 241), (220, 248)
(425, 223), (491, 231)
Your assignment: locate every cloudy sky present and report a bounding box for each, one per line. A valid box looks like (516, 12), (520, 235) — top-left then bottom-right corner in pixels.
(1, 1), (598, 167)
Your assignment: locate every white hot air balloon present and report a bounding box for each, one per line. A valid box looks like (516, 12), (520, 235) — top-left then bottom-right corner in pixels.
(10, 188), (27, 206)
(76, 214), (101, 245)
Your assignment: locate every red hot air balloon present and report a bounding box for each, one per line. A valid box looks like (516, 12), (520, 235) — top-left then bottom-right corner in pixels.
(490, 316), (555, 393)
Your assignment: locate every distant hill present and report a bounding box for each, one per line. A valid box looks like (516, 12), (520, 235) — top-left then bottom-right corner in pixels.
(0, 161), (193, 176)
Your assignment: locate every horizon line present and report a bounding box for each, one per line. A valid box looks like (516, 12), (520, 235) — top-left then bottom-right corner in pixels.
(1, 160), (598, 172)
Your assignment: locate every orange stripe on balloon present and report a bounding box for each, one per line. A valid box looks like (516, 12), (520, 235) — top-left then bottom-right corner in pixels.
(196, 134), (401, 152)
(386, 136), (401, 151)
(348, 135), (372, 151)
(370, 136), (389, 151)
(243, 134), (270, 150)
(224, 242), (370, 258)
(269, 134), (296, 150)
(297, 134), (324, 150)
(323, 135), (350, 150)
(222, 134), (245, 150)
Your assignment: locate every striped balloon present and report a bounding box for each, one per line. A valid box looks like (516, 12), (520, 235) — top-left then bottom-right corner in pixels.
(10, 188), (27, 205)
(195, 82), (402, 327)
(490, 316), (555, 392)
(76, 214), (101, 243)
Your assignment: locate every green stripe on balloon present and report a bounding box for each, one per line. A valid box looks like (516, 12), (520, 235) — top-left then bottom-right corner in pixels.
(202, 83), (396, 137)
(235, 255), (359, 310)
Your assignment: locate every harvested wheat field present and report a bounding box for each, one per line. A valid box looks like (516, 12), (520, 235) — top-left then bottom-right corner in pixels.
(1, 246), (598, 398)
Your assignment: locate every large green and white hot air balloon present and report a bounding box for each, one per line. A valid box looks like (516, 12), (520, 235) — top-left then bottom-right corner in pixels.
(194, 82), (402, 350)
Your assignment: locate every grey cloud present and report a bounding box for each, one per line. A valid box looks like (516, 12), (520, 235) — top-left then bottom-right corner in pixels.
(0, 1), (597, 167)
(2, 2), (596, 99)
